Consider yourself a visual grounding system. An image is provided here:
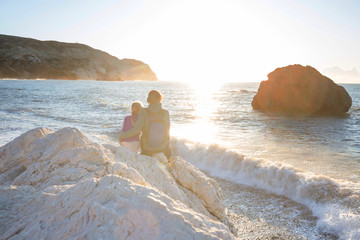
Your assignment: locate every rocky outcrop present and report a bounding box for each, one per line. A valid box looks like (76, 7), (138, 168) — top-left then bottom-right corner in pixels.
(252, 64), (352, 115)
(0, 128), (235, 239)
(0, 34), (157, 81)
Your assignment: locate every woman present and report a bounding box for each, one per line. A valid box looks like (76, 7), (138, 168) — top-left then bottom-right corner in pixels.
(119, 101), (143, 152)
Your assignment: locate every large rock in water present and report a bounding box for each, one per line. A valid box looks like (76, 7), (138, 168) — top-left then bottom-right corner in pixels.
(0, 34), (157, 81)
(251, 65), (352, 115)
(0, 128), (235, 239)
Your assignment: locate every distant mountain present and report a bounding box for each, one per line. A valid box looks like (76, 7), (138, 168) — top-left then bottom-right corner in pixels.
(322, 67), (360, 84)
(0, 34), (157, 81)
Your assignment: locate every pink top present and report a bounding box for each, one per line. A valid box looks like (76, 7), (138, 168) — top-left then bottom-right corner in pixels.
(121, 114), (140, 142)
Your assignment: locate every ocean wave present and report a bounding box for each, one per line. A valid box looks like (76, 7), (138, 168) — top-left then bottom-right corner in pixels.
(240, 89), (257, 94)
(227, 89), (257, 94)
(171, 138), (360, 239)
(350, 107), (360, 113)
(2, 108), (34, 114)
(32, 112), (81, 124)
(112, 105), (129, 111)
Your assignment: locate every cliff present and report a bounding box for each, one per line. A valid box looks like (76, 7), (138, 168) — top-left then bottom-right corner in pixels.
(0, 34), (157, 81)
(0, 128), (235, 239)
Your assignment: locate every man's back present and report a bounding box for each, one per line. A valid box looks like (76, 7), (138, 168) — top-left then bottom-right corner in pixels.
(140, 105), (170, 153)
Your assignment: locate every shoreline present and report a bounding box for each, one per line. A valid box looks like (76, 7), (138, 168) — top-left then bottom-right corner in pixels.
(218, 178), (339, 239)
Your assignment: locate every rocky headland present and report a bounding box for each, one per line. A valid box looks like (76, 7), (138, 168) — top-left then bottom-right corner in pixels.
(252, 64), (352, 115)
(0, 128), (235, 239)
(0, 34), (157, 81)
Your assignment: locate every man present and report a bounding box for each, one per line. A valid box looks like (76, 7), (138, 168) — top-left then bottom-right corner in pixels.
(119, 90), (171, 160)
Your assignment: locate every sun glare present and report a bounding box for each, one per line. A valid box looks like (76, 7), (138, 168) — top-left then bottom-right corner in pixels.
(141, 0), (283, 83)
(171, 78), (222, 144)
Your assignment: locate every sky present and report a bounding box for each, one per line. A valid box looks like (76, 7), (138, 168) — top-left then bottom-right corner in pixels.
(1, 0), (360, 83)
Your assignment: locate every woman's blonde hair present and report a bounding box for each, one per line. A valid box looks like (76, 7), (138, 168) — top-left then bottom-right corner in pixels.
(147, 90), (163, 104)
(131, 101), (143, 115)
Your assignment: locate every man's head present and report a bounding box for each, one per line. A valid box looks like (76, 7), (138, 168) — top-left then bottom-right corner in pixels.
(147, 90), (163, 104)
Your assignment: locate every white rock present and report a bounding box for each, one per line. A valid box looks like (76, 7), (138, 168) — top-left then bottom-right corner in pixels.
(0, 128), (236, 239)
(169, 156), (236, 233)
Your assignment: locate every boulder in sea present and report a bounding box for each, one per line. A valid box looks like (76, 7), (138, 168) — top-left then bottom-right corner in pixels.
(251, 64), (352, 115)
(0, 127), (236, 239)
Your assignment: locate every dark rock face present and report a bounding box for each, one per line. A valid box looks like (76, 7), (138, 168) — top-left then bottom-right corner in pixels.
(0, 34), (157, 81)
(252, 65), (352, 115)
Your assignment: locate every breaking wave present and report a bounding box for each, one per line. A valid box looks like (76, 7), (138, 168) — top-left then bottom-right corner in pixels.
(226, 89), (257, 94)
(350, 107), (360, 113)
(171, 138), (360, 239)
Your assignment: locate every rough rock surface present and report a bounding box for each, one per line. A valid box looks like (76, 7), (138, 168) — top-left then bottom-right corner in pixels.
(251, 64), (352, 115)
(0, 128), (235, 239)
(0, 34), (157, 81)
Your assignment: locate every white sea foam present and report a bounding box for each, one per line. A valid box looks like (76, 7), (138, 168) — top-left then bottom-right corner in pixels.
(171, 138), (360, 239)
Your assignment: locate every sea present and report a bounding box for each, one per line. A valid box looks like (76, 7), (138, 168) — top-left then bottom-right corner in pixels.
(1, 79), (359, 239)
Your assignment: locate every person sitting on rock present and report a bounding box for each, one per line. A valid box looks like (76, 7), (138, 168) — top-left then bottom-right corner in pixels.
(119, 101), (143, 153)
(119, 90), (171, 160)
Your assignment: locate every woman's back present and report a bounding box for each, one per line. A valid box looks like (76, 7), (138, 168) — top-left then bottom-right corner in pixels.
(121, 114), (140, 142)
